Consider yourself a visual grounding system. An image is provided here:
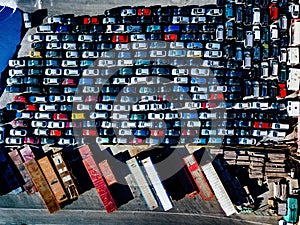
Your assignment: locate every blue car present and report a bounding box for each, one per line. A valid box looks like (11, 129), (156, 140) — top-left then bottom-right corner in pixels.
(173, 86), (189, 92)
(56, 25), (69, 33)
(187, 42), (203, 49)
(164, 25), (180, 33)
(225, 3), (234, 19)
(79, 78), (93, 85)
(133, 129), (150, 137)
(191, 77), (206, 84)
(6, 86), (23, 93)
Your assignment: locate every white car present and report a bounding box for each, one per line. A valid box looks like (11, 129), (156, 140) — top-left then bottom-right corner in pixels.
(192, 94), (208, 101)
(49, 95), (66, 102)
(62, 60), (78, 67)
(58, 138), (76, 145)
(148, 113), (164, 120)
(46, 42), (62, 50)
(46, 34), (60, 42)
(63, 43), (77, 50)
(67, 96), (83, 102)
(191, 8), (206, 15)
(83, 86), (100, 93)
(10, 129), (27, 136)
(34, 112), (52, 120)
(39, 104), (58, 111)
(252, 130), (268, 137)
(95, 103), (113, 111)
(34, 128), (49, 136)
(9, 59), (26, 67)
(45, 68), (62, 76)
(130, 34), (146, 41)
(66, 51), (79, 58)
(136, 68), (150, 75)
(121, 121), (137, 128)
(78, 34), (93, 42)
(77, 104), (91, 111)
(113, 105), (131, 111)
(31, 121), (48, 128)
(149, 50), (167, 57)
(137, 121), (153, 128)
(268, 130), (286, 138)
(90, 112), (108, 119)
(29, 96), (47, 103)
(82, 69), (99, 76)
(252, 25), (260, 41)
(271, 123), (289, 130)
(115, 43), (130, 50)
(113, 137), (128, 144)
(172, 16), (189, 24)
(43, 78), (60, 85)
(170, 42), (185, 49)
(205, 42), (221, 50)
(172, 68), (188, 76)
(191, 86), (208, 93)
(201, 129), (217, 136)
(238, 138), (257, 145)
(98, 59), (117, 67)
(132, 104), (150, 111)
(103, 17), (116, 24)
(118, 129), (132, 136)
(132, 42), (148, 50)
(96, 137), (110, 144)
(190, 68), (210, 76)
(165, 113), (180, 120)
(48, 121), (65, 129)
(5, 137), (23, 145)
(270, 24), (279, 40)
(82, 51), (99, 58)
(64, 69), (80, 76)
(120, 8), (136, 16)
(199, 112), (217, 119)
(27, 34), (44, 42)
(204, 50), (222, 58)
(187, 121), (201, 127)
(174, 77), (188, 84)
(187, 50), (202, 57)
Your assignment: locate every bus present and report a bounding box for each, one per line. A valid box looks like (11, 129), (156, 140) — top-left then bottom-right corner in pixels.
(141, 157), (173, 211)
(126, 157), (158, 210)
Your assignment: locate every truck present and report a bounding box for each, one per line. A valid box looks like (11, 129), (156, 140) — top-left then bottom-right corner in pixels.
(8, 149), (37, 195)
(38, 156), (68, 203)
(201, 162), (237, 216)
(141, 157), (173, 211)
(24, 159), (60, 214)
(19, 146), (35, 162)
(183, 155), (214, 201)
(126, 157), (158, 210)
(284, 197), (298, 224)
(78, 145), (117, 213)
(99, 160), (117, 186)
(50, 152), (79, 200)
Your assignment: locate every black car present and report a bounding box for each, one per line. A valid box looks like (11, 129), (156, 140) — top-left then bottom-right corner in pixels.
(278, 63), (287, 82)
(137, 16), (152, 24)
(61, 34), (76, 42)
(261, 27), (269, 44)
(202, 24), (216, 33)
(253, 44), (261, 61)
(280, 34), (289, 46)
(121, 16), (136, 24)
(90, 25), (104, 34)
(271, 43), (279, 58)
(236, 6), (243, 24)
(79, 42), (94, 50)
(173, 6), (190, 16)
(208, 16), (223, 24)
(181, 24), (199, 33)
(261, 9), (269, 26)
(96, 43), (113, 51)
(244, 7), (252, 26)
(236, 26), (244, 41)
(224, 44), (234, 58)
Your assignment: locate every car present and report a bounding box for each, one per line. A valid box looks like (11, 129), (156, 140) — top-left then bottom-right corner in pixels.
(9, 59), (26, 67)
(31, 120), (48, 128)
(270, 23), (279, 40)
(45, 68), (62, 76)
(225, 3), (234, 19)
(53, 113), (69, 121)
(5, 137), (23, 145)
(39, 104), (58, 112)
(89, 112), (109, 119)
(37, 24), (53, 32)
(78, 34), (93, 42)
(204, 50), (222, 58)
(269, 3), (279, 21)
(58, 138), (76, 145)
(215, 25), (224, 42)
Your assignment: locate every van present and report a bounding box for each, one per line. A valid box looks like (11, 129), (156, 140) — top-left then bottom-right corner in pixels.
(287, 47), (300, 66)
(252, 8), (260, 25)
(244, 31), (253, 48)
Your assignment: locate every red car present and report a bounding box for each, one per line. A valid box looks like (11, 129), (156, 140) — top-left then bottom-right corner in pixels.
(25, 104), (38, 111)
(83, 129), (98, 136)
(62, 78), (77, 86)
(182, 129), (198, 136)
(164, 34), (178, 41)
(278, 83), (287, 98)
(269, 4), (279, 21)
(24, 137), (40, 144)
(50, 130), (62, 137)
(151, 130), (164, 137)
(85, 95), (98, 102)
(12, 120), (28, 128)
(83, 17), (99, 24)
(53, 113), (69, 120)
(254, 121), (271, 129)
(137, 8), (151, 16)
(14, 95), (27, 103)
(112, 35), (129, 43)
(210, 93), (224, 101)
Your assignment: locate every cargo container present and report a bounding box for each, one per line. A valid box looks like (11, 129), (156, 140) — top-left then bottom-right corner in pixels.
(126, 157), (158, 210)
(183, 155), (214, 201)
(201, 162), (237, 216)
(141, 157), (173, 211)
(24, 159), (60, 214)
(19, 146), (35, 162)
(99, 160), (117, 186)
(38, 156), (68, 203)
(8, 149), (37, 195)
(78, 145), (117, 213)
(50, 152), (79, 200)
